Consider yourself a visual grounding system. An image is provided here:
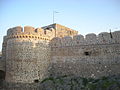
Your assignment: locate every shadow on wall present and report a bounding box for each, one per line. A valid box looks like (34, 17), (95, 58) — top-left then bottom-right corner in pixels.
(0, 70), (5, 88)
(0, 70), (5, 80)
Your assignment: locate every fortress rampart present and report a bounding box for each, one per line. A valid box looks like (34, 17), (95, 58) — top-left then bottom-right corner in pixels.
(0, 24), (120, 89)
(50, 31), (120, 47)
(50, 31), (120, 78)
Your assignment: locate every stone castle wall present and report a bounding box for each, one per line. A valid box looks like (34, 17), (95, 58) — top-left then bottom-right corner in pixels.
(5, 26), (51, 83)
(50, 31), (120, 78)
(0, 24), (120, 89)
(1, 25), (78, 85)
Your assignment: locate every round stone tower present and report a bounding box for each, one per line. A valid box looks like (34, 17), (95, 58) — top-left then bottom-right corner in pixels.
(5, 26), (51, 83)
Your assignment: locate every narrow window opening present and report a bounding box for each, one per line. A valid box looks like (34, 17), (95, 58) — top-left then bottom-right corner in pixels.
(84, 52), (90, 56)
(34, 79), (39, 83)
(35, 29), (37, 33)
(46, 27), (50, 30)
(44, 30), (46, 35)
(77, 42), (79, 44)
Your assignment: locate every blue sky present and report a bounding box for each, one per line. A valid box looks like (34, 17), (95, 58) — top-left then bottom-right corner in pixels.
(0, 0), (120, 51)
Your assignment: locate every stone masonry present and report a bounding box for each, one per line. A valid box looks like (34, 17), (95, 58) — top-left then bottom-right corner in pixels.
(0, 23), (120, 89)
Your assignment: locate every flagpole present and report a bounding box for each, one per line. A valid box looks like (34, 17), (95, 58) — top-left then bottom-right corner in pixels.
(53, 11), (59, 37)
(53, 11), (59, 24)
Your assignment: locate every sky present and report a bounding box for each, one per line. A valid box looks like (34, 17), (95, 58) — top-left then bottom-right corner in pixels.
(0, 0), (120, 51)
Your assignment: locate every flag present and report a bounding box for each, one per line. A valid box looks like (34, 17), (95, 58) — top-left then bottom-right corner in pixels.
(109, 29), (113, 38)
(54, 11), (59, 13)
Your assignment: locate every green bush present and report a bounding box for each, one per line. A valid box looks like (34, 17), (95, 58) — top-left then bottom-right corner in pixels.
(41, 75), (120, 90)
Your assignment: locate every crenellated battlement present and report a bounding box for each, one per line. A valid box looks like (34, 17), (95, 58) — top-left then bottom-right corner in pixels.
(6, 26), (56, 40)
(50, 30), (120, 47)
(7, 26), (23, 35)
(7, 26), (40, 35)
